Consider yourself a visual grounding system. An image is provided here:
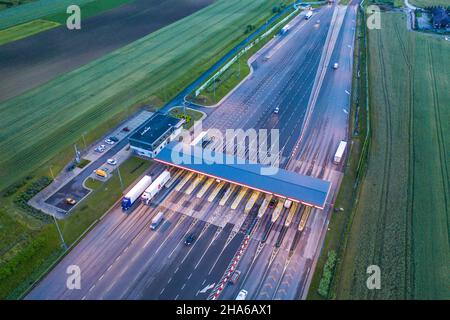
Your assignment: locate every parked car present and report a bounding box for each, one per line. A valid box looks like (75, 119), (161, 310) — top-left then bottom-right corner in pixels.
(109, 136), (119, 142)
(95, 147), (104, 153)
(333, 62), (339, 69)
(66, 198), (76, 205)
(107, 158), (117, 166)
(122, 127), (130, 132)
(184, 233), (196, 245)
(229, 270), (241, 285)
(104, 138), (114, 145)
(235, 289), (248, 300)
(273, 106), (280, 114)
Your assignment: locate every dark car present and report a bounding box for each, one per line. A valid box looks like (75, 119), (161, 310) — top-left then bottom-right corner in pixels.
(269, 199), (277, 209)
(229, 270), (241, 285)
(109, 136), (119, 142)
(122, 127), (130, 132)
(184, 233), (196, 245)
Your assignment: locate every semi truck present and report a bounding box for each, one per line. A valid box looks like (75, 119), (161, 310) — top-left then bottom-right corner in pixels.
(150, 211), (164, 230)
(142, 170), (171, 204)
(305, 10), (313, 20)
(121, 175), (152, 211)
(333, 140), (347, 164)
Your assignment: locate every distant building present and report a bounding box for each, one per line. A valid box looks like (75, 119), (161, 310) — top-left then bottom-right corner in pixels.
(129, 113), (185, 158)
(431, 7), (450, 29)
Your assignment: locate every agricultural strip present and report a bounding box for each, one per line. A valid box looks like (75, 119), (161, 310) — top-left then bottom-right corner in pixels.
(0, 0), (282, 190)
(0, 0), (94, 30)
(409, 0), (450, 7)
(0, 0), (215, 102)
(335, 13), (449, 300)
(0, 19), (59, 45)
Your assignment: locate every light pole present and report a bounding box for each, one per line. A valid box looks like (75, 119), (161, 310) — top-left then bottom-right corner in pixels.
(116, 165), (124, 191)
(53, 214), (67, 250)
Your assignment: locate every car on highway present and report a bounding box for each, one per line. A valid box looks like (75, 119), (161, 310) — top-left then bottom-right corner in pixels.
(66, 197), (77, 205)
(269, 199), (277, 209)
(273, 106), (279, 114)
(104, 138), (114, 145)
(184, 233), (196, 245)
(333, 62), (339, 69)
(229, 270), (241, 285)
(107, 158), (117, 165)
(235, 289), (248, 300)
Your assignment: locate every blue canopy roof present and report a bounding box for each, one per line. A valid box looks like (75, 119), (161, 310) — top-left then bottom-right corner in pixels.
(154, 142), (331, 209)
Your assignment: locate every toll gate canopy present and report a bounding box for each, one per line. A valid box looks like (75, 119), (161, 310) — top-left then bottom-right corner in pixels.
(154, 142), (331, 209)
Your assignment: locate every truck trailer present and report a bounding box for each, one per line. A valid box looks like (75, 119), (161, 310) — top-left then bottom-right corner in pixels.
(121, 175), (152, 211)
(333, 141), (347, 164)
(142, 170), (171, 204)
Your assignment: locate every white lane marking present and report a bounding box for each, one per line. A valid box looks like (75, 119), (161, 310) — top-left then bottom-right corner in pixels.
(343, 109), (348, 114)
(160, 288), (165, 295)
(345, 90), (350, 95)
(187, 273), (192, 280)
(167, 277), (172, 284)
(199, 283), (215, 294)
(181, 283), (186, 290)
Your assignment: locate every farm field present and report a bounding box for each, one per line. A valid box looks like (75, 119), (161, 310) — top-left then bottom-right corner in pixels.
(0, 19), (59, 45)
(335, 13), (449, 299)
(410, 0), (450, 7)
(0, 0), (283, 192)
(0, 0), (94, 30)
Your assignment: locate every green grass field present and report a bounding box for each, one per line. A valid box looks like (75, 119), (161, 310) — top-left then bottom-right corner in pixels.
(44, 0), (133, 24)
(0, 19), (59, 45)
(335, 13), (449, 299)
(0, 0), (283, 193)
(410, 0), (450, 7)
(0, 0), (95, 30)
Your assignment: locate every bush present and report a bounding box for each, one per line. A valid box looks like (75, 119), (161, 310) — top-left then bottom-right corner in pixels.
(317, 250), (338, 298)
(13, 176), (53, 223)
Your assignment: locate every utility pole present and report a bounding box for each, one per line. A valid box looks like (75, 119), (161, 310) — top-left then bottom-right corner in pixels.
(53, 214), (67, 250)
(49, 166), (55, 180)
(74, 144), (80, 163)
(117, 165), (124, 191)
(81, 133), (87, 149)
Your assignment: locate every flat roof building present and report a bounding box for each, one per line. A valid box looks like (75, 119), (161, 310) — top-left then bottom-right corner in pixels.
(154, 142), (331, 209)
(129, 113), (185, 158)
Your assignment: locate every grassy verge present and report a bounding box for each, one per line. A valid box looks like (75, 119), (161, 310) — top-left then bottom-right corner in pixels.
(335, 12), (449, 299)
(169, 107), (204, 130)
(0, 156), (152, 299)
(0, 19), (59, 45)
(188, 6), (298, 106)
(409, 0), (450, 8)
(307, 5), (369, 300)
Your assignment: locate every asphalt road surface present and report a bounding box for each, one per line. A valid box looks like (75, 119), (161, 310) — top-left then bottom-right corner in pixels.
(0, 0), (214, 102)
(27, 2), (358, 300)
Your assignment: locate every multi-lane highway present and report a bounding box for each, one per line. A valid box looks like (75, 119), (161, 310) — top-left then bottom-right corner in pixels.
(27, 1), (358, 300)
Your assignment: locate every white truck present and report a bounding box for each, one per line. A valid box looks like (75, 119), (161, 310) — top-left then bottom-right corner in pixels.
(333, 141), (347, 164)
(150, 212), (164, 230)
(305, 10), (313, 20)
(142, 170), (171, 204)
(121, 175), (152, 211)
